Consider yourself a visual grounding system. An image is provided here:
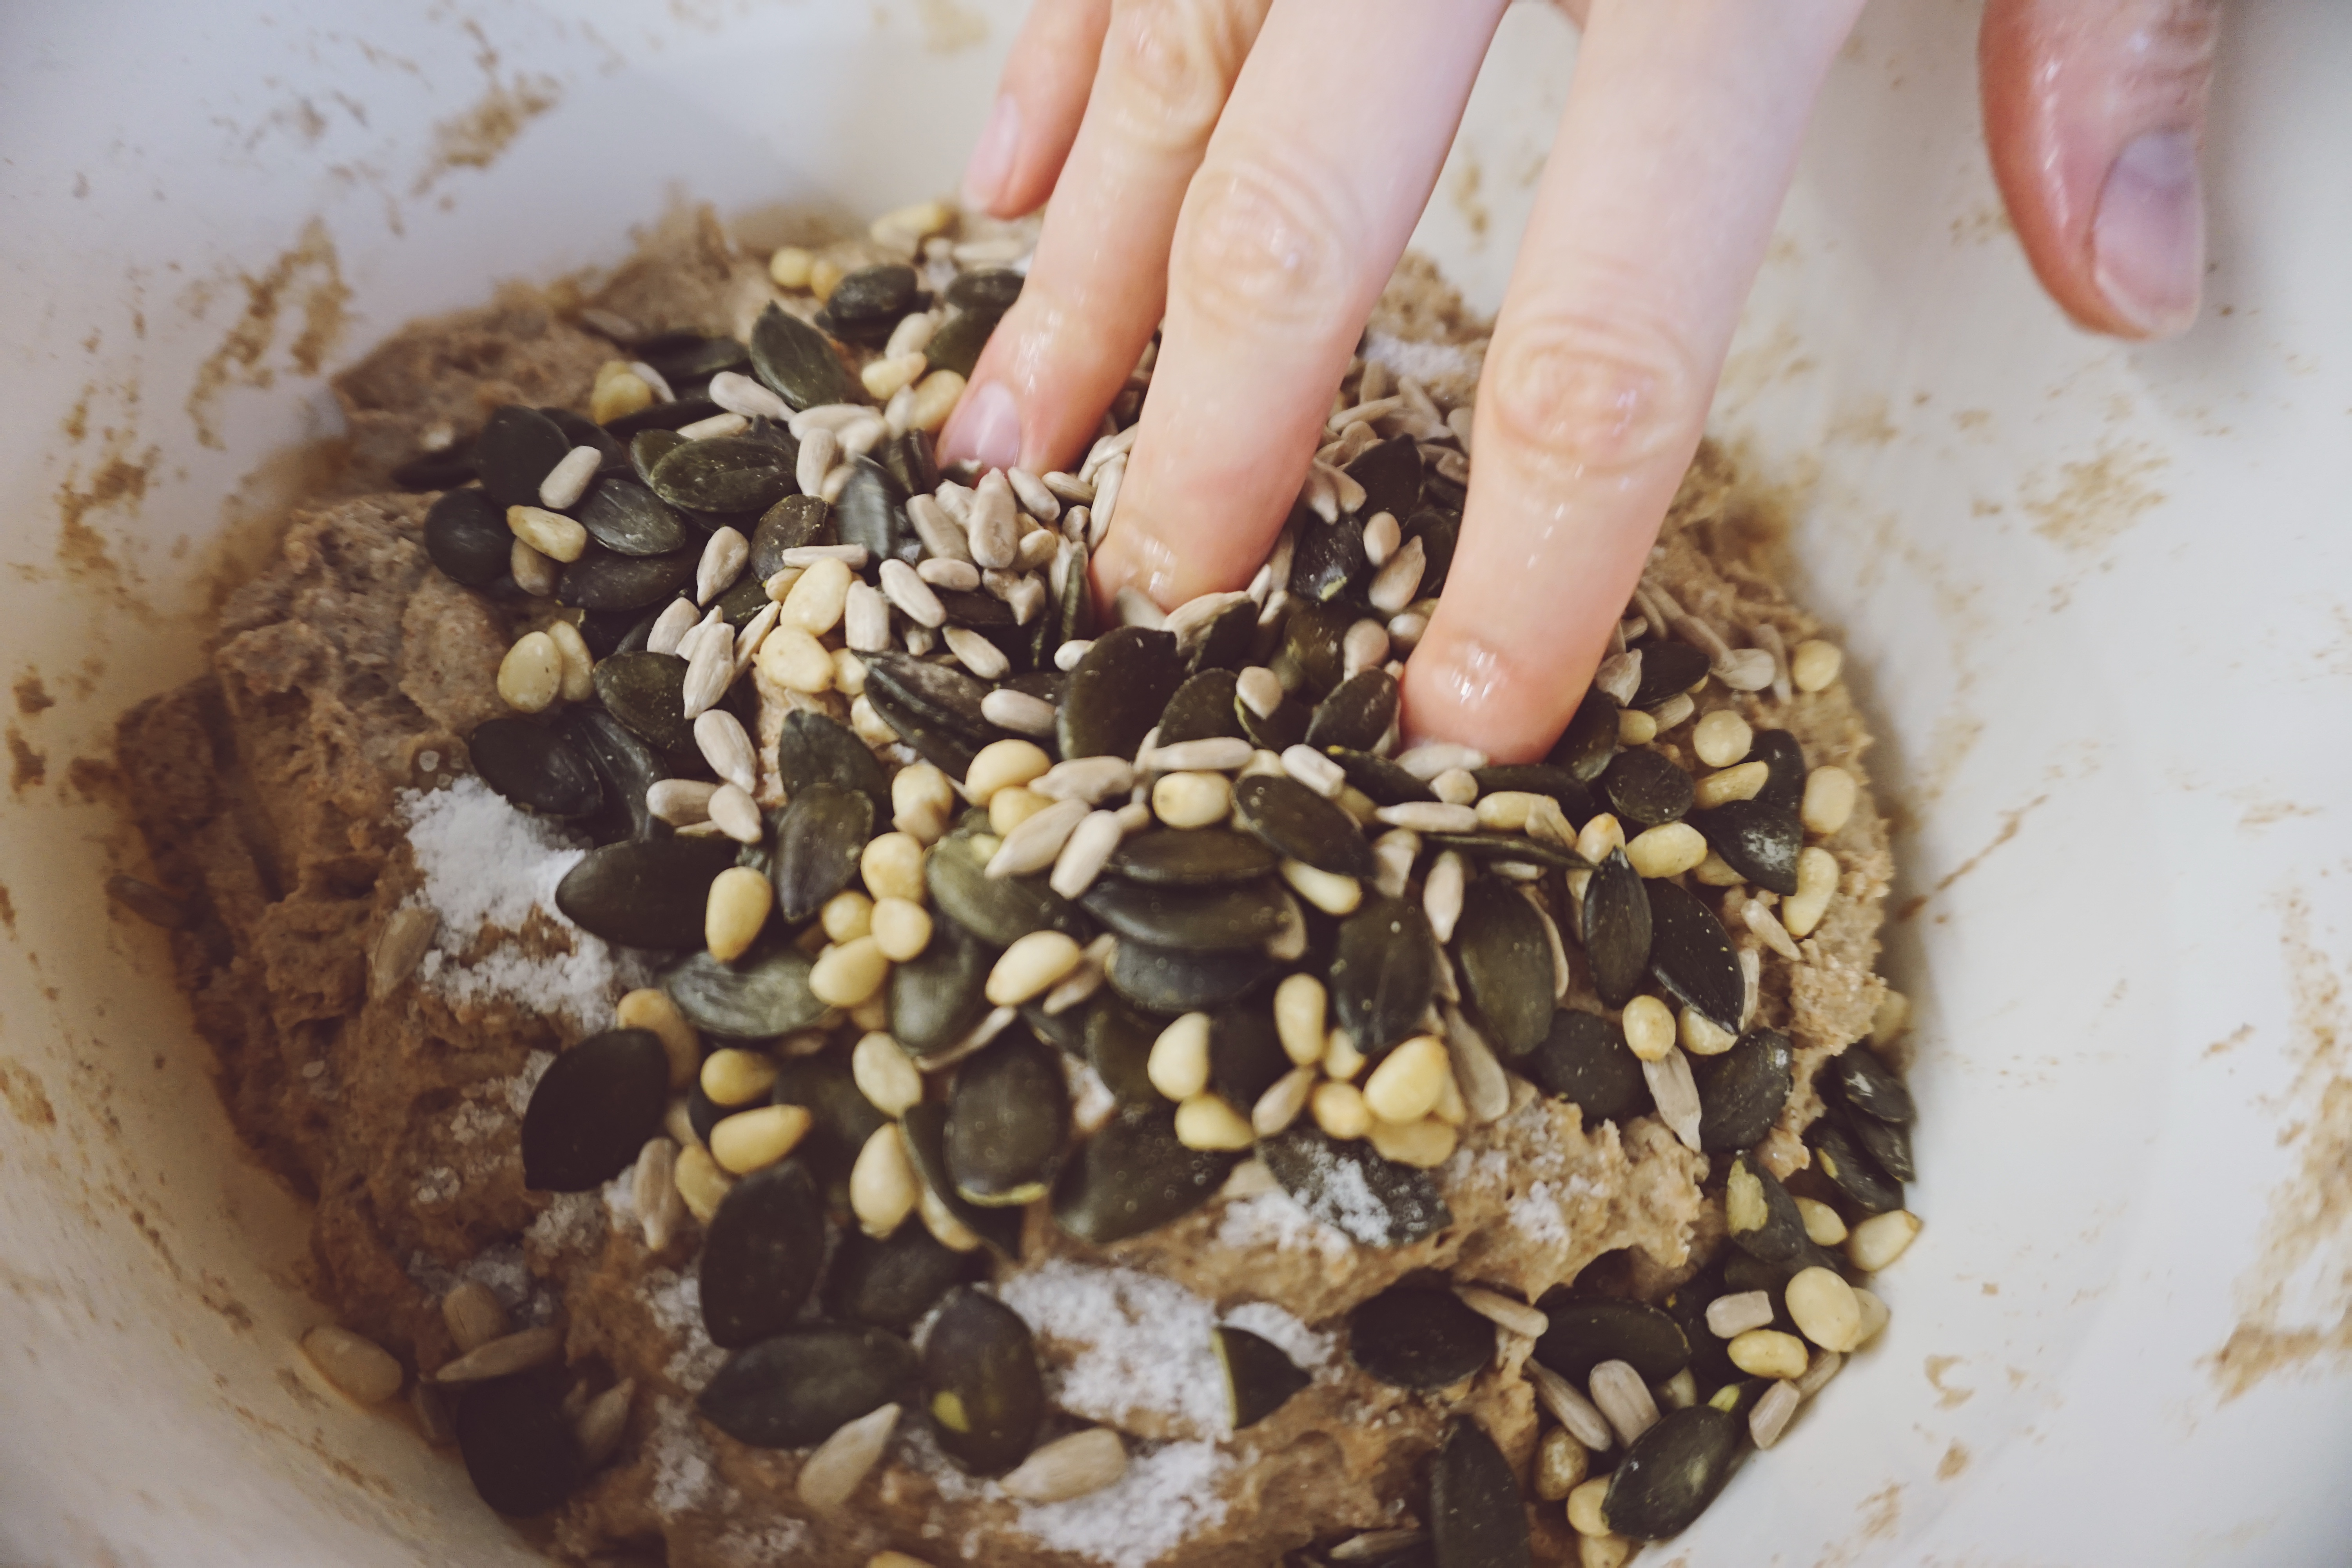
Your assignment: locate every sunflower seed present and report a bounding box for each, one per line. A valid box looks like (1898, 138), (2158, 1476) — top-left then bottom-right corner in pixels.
(1147, 736), (1253, 774)
(1366, 535), (1425, 615)
(1641, 1047), (1703, 1152)
(1000, 1426), (1127, 1503)
(1034, 756), (1135, 804)
(942, 625), (1009, 680)
(982, 688), (1059, 737)
(1589, 1359), (1662, 1446)
(434, 1325), (563, 1385)
(1441, 1006), (1512, 1123)
(302, 1325), (405, 1405)
(632, 1137), (686, 1251)
(681, 632), (734, 718)
(1423, 850), (1466, 943)
(368, 906), (440, 999)
(1048, 810), (1125, 900)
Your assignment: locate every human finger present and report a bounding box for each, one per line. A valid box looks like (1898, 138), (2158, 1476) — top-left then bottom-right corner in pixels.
(1401, 0), (1866, 761)
(1093, 0), (1512, 609)
(962, 0), (1117, 218)
(1981, 0), (2220, 339)
(939, 0), (1276, 474)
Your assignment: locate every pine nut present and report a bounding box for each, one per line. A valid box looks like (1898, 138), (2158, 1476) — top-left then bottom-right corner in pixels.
(849, 1123), (918, 1239)
(780, 557), (854, 635)
(905, 369), (965, 433)
(1728, 1328), (1809, 1380)
(497, 632), (562, 713)
(442, 1280), (510, 1353)
(1175, 1093), (1255, 1151)
(1693, 760), (1770, 811)
(1847, 1209), (1922, 1272)
(632, 1137), (685, 1251)
(1428, 768), (1477, 807)
(869, 1555), (936, 1568)
(301, 1325), (404, 1404)
(965, 738), (1052, 806)
(757, 625), (833, 693)
(1000, 1426), (1129, 1503)
(711, 1103), (813, 1174)
(704, 866), (772, 962)
(846, 1033), (922, 1119)
(812, 936), (891, 1008)
(1363, 1036), (1451, 1123)
(1693, 709), (1753, 768)
(986, 931), (1083, 1006)
(1567, 1477), (1612, 1536)
(1147, 1012), (1213, 1101)
(546, 619), (595, 702)
(1791, 638), (1844, 691)
(768, 245), (813, 287)
(1575, 813), (1626, 864)
(1455, 1286), (1549, 1340)
(1617, 709), (1658, 745)
(1151, 771), (1232, 829)
(799, 1401), (901, 1512)
(1791, 1196), (1847, 1246)
(1802, 765), (1858, 835)
(701, 1047), (778, 1107)
(861, 352), (927, 401)
(1275, 974), (1327, 1066)
(841, 839), (918, 912)
(1850, 1288), (1890, 1346)
(619, 989), (700, 1089)
(1706, 1290), (1775, 1338)
(1679, 1005), (1737, 1057)
(869, 897), (932, 962)
(506, 505), (586, 562)
(510, 538), (562, 597)
(1784, 846), (1840, 938)
(591, 363), (655, 424)
(891, 766), (955, 845)
(435, 1325), (563, 1384)
(1367, 1115), (1456, 1168)
(1624, 822), (1708, 879)
(673, 1143), (733, 1221)
(1536, 1425), (1590, 1500)
(1786, 1265), (1864, 1352)
(1323, 1030), (1367, 1083)
(1621, 996), (1676, 1063)
(1373, 802), (1478, 833)
(1311, 1080), (1371, 1139)
(1280, 858), (1362, 916)
(822, 890), (876, 944)
(1579, 1535), (1633, 1568)
(1471, 791), (1542, 832)
(1693, 848), (1747, 886)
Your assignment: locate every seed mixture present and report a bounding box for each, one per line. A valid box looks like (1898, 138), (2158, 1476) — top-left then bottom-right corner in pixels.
(117, 201), (1923, 1568)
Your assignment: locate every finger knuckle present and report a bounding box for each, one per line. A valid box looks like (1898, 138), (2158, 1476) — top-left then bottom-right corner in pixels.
(1103, 0), (1253, 154)
(1481, 307), (1702, 480)
(1170, 156), (1356, 340)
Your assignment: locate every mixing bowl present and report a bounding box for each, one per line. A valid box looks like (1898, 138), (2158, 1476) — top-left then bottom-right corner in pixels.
(2, 1), (2347, 1562)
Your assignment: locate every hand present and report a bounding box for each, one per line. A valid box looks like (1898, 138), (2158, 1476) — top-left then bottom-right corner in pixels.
(942, 0), (2220, 762)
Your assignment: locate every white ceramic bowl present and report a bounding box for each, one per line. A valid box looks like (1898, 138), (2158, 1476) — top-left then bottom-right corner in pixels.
(3, 2), (2348, 1563)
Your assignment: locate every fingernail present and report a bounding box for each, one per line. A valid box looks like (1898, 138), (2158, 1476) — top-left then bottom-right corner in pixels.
(939, 379), (1022, 470)
(961, 94), (1021, 214)
(2091, 130), (2203, 338)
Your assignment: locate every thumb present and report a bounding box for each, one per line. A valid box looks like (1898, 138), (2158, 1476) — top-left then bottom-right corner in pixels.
(1980, 0), (2221, 340)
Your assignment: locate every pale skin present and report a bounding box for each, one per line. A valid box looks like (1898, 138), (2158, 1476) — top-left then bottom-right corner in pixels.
(944, 0), (2220, 761)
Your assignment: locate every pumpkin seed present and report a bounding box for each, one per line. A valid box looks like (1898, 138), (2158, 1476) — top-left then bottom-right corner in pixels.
(1080, 876), (1290, 952)
(1644, 880), (1745, 1035)
(1535, 1300), (1690, 1385)
(1629, 640), (1710, 707)
(392, 440), (477, 494)
(944, 268), (1024, 313)
(467, 718), (603, 818)
(1403, 504), (1461, 596)
(1808, 1116), (1903, 1213)
(1601, 749), (1695, 828)
(1470, 764), (1596, 824)
(777, 709), (893, 816)
(1156, 669), (1247, 746)
(1108, 940), (1275, 1014)
(1232, 774), (1377, 878)
(424, 488), (514, 587)
(1746, 728), (1809, 810)
(771, 782), (874, 923)
(699, 1160), (825, 1348)
(698, 1324), (919, 1449)
(1189, 599), (1259, 673)
(628, 427), (688, 486)
(1212, 1324), (1311, 1430)
(1256, 1126), (1452, 1247)
(1688, 799), (1802, 895)
(1236, 690), (1312, 753)
(1836, 1099), (1916, 1182)
(1417, 833), (1587, 873)
(1429, 1417), (1531, 1568)
(1346, 435), (1423, 523)
(1349, 1287), (1493, 1390)
(1081, 994), (1166, 1109)
(540, 406), (629, 474)
(1546, 688), (1620, 784)
(925, 308), (999, 380)
(1695, 1026), (1792, 1151)
(1528, 1009), (1650, 1124)
(636, 330), (750, 382)
(1327, 896), (1436, 1057)
(899, 1102), (1024, 1258)
(519, 1028), (669, 1191)
(944, 1030), (1068, 1206)
(927, 823), (1094, 948)
(864, 652), (1008, 779)
(836, 459), (918, 564)
(749, 302), (863, 410)
(823, 264), (920, 343)
(1061, 626), (1185, 762)
(1582, 849), (1652, 1009)
(1827, 1044), (1915, 1125)
(1051, 1105), (1236, 1244)
(555, 708), (668, 843)
(1453, 878), (1552, 1058)
(556, 837), (738, 949)
(823, 1220), (988, 1331)
(575, 476), (690, 556)
(663, 938), (826, 1040)
(1277, 599), (1355, 697)
(557, 546), (697, 612)
(1601, 1405), (1745, 1540)
(751, 493), (837, 574)
(592, 650), (696, 753)
(648, 435), (795, 514)
(1289, 515), (1370, 604)
(923, 1286), (1046, 1475)
(888, 916), (998, 1060)
(770, 1056), (888, 1183)
(882, 427), (942, 499)
(1303, 670), (1399, 753)
(454, 1365), (584, 1516)
(1723, 1151), (1832, 1272)
(1326, 748), (1434, 807)
(1107, 827), (1278, 887)
(477, 405), (572, 507)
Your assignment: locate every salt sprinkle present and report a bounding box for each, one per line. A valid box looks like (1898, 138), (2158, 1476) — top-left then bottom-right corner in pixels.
(1361, 330), (1479, 388)
(649, 1396), (718, 1518)
(642, 1267), (727, 1386)
(1214, 1189), (1352, 1262)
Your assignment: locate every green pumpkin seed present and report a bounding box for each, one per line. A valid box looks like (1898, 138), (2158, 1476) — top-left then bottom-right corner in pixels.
(635, 330), (750, 382)
(1021, 996), (1090, 1055)
(592, 650), (696, 753)
(1290, 516), (1370, 604)
(750, 493), (836, 574)
(1329, 896), (1436, 1057)
(1527, 1009), (1651, 1125)
(557, 546), (697, 612)
(425, 488), (512, 586)
(900, 1102), (1024, 1258)
(555, 707), (668, 843)
(1108, 826), (1278, 887)
(699, 1160), (825, 1348)
(889, 916), (998, 1060)
(1645, 879), (1744, 1035)
(629, 426), (688, 485)
(1156, 669), (1247, 746)
(1108, 940), (1275, 1014)
(864, 652), (1008, 780)
(824, 263), (918, 336)
(1236, 690), (1311, 752)
(1404, 504), (1461, 596)
(699, 1325), (918, 1450)
(575, 475), (689, 556)
(1326, 747), (1434, 806)
(945, 1030), (1069, 1207)
(1602, 1405), (1746, 1540)
(393, 440), (477, 494)
(1213, 1325), (1311, 1430)
(923, 1286), (1046, 1475)
(882, 427), (942, 500)
(663, 937), (827, 1040)
(1723, 1151), (1831, 1272)
(835, 459), (917, 564)
(456, 1365), (584, 1517)
(1349, 1287), (1493, 1390)
(713, 569), (773, 629)
(1051, 1106), (1236, 1245)
(1582, 849), (1652, 1009)
(1082, 994), (1167, 1109)
(1429, 1417), (1531, 1568)
(519, 1028), (669, 1192)
(1303, 670), (1398, 753)
(1256, 1127), (1452, 1247)
(1689, 799), (1802, 895)
(1602, 748), (1695, 828)
(541, 406), (629, 474)
(1747, 728), (1809, 811)
(1809, 1115), (1903, 1213)
(1346, 435), (1423, 523)
(1061, 626), (1185, 763)
(777, 709), (892, 816)
(556, 837), (738, 949)
(1080, 876), (1290, 953)
(1695, 1025), (1792, 1152)
(1453, 878), (1553, 1058)
(1838, 1098), (1916, 1181)
(749, 302), (862, 411)
(1828, 1043), (1915, 1125)
(1546, 687), (1619, 784)
(1534, 1299), (1690, 1385)
(945, 269), (1025, 313)
(1276, 600), (1354, 697)
(1470, 764), (1597, 824)
(927, 825), (1094, 949)
(1418, 833), (1589, 872)
(1659, 1262), (1744, 1390)
(468, 718), (603, 818)
(1190, 599), (1259, 673)
(771, 1056), (888, 1185)
(772, 781), (874, 923)
(648, 435), (794, 514)
(476, 405), (571, 507)
(1209, 991), (1290, 1109)
(1232, 774), (1377, 878)
(925, 308), (1000, 380)
(1630, 641), (1711, 707)
(823, 1221), (988, 1332)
